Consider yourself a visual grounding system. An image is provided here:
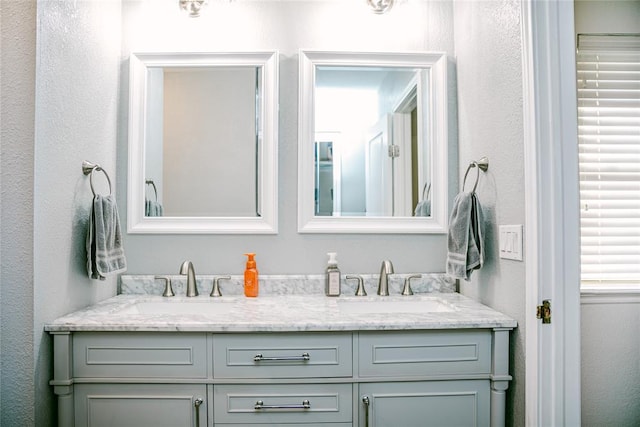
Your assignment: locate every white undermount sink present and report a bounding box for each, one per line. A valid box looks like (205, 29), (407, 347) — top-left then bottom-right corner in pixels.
(119, 301), (237, 316)
(116, 296), (457, 317)
(337, 297), (456, 314)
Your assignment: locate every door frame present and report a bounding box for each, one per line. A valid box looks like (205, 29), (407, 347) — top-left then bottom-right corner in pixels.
(521, 1), (582, 425)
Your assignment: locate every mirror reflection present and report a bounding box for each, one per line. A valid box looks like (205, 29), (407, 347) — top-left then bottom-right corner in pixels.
(314, 65), (430, 217)
(298, 50), (448, 234)
(144, 66), (260, 218)
(127, 51), (278, 234)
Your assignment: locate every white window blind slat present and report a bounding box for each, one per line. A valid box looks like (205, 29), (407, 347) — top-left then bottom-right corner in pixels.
(577, 34), (640, 287)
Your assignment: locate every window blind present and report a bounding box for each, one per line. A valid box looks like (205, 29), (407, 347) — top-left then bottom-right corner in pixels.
(577, 34), (640, 288)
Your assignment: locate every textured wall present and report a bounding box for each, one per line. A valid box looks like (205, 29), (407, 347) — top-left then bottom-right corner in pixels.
(32, 0), (122, 424)
(452, 1), (526, 425)
(119, 0), (456, 277)
(1, 1), (37, 424)
(581, 300), (640, 425)
(575, 1), (640, 425)
(0, 1), (540, 424)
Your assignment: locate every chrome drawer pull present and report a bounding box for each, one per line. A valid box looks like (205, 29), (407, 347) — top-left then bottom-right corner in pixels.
(254, 399), (311, 410)
(362, 395), (370, 427)
(194, 397), (203, 426)
(253, 352), (310, 362)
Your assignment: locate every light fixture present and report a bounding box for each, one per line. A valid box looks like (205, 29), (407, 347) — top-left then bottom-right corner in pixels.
(367, 0), (394, 14)
(179, 0), (206, 17)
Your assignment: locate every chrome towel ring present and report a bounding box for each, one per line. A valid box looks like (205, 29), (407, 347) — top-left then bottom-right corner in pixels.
(145, 179), (158, 202)
(82, 160), (112, 197)
(421, 182), (432, 200)
(462, 156), (489, 193)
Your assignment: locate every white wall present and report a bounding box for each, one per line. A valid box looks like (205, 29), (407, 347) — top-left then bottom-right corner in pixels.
(119, 0), (456, 276)
(0, 0), (37, 424)
(31, 0), (123, 424)
(574, 1), (640, 425)
(453, 1), (526, 425)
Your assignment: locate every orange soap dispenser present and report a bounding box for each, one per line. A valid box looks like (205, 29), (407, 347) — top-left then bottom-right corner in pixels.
(243, 253), (259, 297)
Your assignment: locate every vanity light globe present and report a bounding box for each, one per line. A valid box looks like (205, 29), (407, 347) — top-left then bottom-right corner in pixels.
(179, 0), (206, 17)
(366, 0), (394, 14)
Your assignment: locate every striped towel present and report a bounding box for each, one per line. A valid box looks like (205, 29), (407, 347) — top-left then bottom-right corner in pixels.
(87, 194), (127, 280)
(446, 192), (484, 281)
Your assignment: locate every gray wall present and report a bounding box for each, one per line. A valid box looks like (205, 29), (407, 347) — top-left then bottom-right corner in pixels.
(453, 1), (526, 425)
(32, 0), (122, 425)
(575, 1), (640, 425)
(1, 0), (37, 424)
(119, 0), (456, 277)
(0, 1), (558, 425)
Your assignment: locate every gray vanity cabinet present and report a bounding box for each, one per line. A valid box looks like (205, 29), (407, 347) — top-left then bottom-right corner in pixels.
(51, 328), (511, 427)
(53, 331), (209, 427)
(212, 333), (353, 426)
(356, 330), (494, 427)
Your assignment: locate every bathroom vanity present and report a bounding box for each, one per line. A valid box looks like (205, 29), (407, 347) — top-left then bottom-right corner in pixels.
(46, 285), (516, 427)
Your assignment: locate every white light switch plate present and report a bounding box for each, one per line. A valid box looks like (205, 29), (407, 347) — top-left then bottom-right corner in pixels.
(499, 225), (524, 261)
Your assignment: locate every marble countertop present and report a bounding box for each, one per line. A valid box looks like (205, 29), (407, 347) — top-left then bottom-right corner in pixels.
(45, 292), (517, 333)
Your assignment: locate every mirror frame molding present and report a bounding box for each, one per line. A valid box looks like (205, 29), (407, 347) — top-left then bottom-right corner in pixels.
(298, 50), (449, 233)
(127, 51), (278, 234)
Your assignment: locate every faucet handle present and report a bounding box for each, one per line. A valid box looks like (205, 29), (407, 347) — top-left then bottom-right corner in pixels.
(346, 275), (367, 296)
(156, 276), (174, 297)
(210, 276), (231, 297)
(402, 274), (421, 296)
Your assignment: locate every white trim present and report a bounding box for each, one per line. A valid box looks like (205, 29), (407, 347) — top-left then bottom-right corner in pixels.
(297, 50), (448, 234)
(581, 285), (640, 304)
(581, 292), (640, 305)
(127, 51), (279, 234)
(522, 1), (581, 426)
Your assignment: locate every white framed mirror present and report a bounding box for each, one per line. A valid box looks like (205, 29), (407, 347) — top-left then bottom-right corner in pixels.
(128, 51), (278, 234)
(298, 50), (448, 233)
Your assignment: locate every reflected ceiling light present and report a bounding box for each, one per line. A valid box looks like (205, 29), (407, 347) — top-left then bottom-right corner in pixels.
(179, 0), (206, 17)
(367, 0), (394, 14)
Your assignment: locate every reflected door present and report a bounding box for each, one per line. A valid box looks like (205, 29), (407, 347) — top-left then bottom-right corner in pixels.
(315, 141), (334, 216)
(365, 115), (393, 216)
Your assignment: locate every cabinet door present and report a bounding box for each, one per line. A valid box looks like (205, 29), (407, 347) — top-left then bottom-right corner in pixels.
(359, 381), (490, 427)
(74, 384), (207, 427)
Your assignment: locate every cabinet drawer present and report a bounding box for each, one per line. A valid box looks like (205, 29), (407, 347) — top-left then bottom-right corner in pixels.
(73, 332), (207, 379)
(213, 333), (352, 378)
(214, 383), (352, 424)
(358, 330), (491, 378)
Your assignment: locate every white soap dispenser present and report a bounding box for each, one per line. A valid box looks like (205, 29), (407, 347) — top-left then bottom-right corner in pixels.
(325, 252), (341, 297)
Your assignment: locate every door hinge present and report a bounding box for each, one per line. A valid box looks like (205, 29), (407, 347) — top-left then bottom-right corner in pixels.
(388, 145), (400, 158)
(536, 299), (551, 324)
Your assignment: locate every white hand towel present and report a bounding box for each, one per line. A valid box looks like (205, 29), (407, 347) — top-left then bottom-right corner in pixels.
(87, 194), (127, 280)
(446, 192), (484, 281)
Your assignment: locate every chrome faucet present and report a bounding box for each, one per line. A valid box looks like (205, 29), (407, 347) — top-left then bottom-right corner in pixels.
(179, 261), (198, 297)
(377, 260), (394, 296)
